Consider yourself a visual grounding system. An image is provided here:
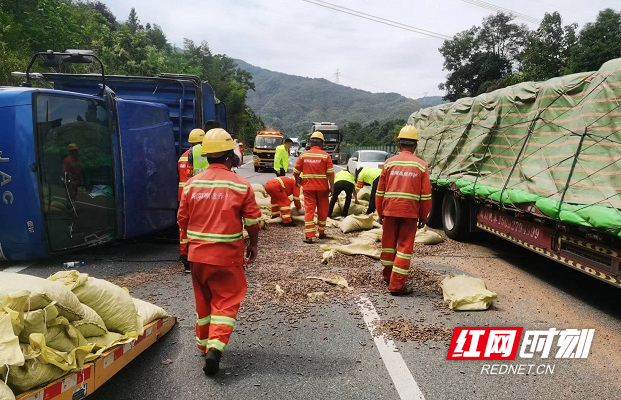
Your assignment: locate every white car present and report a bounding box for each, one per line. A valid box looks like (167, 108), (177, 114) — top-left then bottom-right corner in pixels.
(347, 150), (391, 180)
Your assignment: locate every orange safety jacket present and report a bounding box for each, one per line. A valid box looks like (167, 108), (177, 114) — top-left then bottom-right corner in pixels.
(376, 150), (432, 220)
(293, 146), (334, 191)
(178, 164), (262, 267)
(177, 149), (192, 202)
(270, 176), (302, 209)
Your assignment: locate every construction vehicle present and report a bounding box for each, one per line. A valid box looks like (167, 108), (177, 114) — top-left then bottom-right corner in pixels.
(0, 50), (227, 261)
(253, 130), (284, 172)
(410, 57), (621, 289)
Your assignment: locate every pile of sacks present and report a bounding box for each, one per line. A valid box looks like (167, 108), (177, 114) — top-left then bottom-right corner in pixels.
(0, 271), (169, 397)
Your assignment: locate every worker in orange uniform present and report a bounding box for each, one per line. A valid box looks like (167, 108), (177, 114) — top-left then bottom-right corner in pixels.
(178, 128), (261, 375)
(293, 131), (334, 243)
(264, 176), (303, 226)
(178, 129), (205, 273)
(376, 125), (432, 296)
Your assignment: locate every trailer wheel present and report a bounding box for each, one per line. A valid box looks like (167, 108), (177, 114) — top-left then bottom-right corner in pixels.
(442, 192), (469, 240)
(426, 188), (444, 228)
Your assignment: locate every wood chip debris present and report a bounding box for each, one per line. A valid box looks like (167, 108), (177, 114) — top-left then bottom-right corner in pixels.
(373, 319), (453, 342)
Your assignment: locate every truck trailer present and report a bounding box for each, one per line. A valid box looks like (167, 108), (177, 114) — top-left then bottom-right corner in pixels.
(300, 122), (347, 164)
(0, 50), (227, 261)
(410, 58), (621, 288)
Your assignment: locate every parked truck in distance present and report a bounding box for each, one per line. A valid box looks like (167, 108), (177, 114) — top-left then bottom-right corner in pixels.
(410, 57), (621, 289)
(253, 130), (284, 172)
(300, 122), (347, 164)
(0, 50), (226, 260)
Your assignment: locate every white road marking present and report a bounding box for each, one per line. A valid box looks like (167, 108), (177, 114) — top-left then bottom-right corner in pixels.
(241, 160), (254, 167)
(2, 265), (30, 273)
(357, 295), (425, 400)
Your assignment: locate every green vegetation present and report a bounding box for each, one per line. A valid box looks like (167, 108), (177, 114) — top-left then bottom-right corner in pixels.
(439, 9), (621, 101)
(0, 0), (262, 145)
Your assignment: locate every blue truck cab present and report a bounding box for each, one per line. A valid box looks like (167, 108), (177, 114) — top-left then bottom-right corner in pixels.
(0, 50), (226, 260)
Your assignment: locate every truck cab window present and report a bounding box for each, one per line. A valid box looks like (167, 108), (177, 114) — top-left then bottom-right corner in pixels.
(34, 94), (116, 252)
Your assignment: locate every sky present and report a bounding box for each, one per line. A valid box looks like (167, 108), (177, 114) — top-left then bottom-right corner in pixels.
(102, 0), (620, 99)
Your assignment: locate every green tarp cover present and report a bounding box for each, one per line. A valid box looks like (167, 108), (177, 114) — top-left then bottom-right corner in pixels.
(409, 58), (621, 237)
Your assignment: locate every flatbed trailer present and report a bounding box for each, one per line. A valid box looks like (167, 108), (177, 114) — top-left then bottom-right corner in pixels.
(16, 317), (176, 400)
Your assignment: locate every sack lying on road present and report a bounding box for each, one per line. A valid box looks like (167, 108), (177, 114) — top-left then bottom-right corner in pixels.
(133, 298), (169, 326)
(340, 214), (375, 233)
(0, 273), (84, 322)
(441, 275), (497, 311)
(415, 226), (444, 245)
(0, 380), (15, 400)
(320, 242), (380, 259)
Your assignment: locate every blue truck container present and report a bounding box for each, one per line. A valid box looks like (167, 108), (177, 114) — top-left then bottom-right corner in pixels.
(0, 50), (227, 260)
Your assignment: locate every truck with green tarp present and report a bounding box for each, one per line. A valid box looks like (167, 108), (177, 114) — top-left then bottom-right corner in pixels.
(409, 58), (621, 288)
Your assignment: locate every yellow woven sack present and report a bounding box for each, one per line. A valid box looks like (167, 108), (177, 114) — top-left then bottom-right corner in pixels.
(0, 273), (84, 321)
(0, 313), (24, 367)
(133, 298), (169, 326)
(72, 304), (107, 338)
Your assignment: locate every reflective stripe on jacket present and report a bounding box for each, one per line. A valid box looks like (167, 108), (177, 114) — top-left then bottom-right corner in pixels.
(376, 150), (432, 219)
(178, 164), (261, 266)
(293, 146), (334, 191)
(178, 149), (191, 202)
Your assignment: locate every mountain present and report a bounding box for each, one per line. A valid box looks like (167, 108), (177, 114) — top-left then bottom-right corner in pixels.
(236, 59), (443, 136)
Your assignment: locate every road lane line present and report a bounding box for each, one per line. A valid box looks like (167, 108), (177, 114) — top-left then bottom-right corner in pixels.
(357, 295), (425, 400)
(242, 160), (254, 167)
(2, 265), (30, 273)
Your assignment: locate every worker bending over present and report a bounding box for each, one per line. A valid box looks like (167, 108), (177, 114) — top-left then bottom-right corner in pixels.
(264, 176), (303, 226)
(328, 170), (358, 218)
(356, 167), (382, 214)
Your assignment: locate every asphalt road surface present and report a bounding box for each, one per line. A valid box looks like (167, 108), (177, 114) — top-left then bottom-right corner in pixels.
(2, 158), (621, 400)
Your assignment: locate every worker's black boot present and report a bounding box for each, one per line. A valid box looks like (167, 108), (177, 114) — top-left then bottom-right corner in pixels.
(318, 233), (327, 239)
(203, 348), (222, 376)
(390, 286), (414, 296)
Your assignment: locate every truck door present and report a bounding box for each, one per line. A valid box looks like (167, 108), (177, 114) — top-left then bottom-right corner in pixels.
(34, 93), (117, 252)
(115, 98), (177, 238)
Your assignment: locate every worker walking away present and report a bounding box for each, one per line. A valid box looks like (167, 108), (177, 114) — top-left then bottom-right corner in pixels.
(377, 125), (432, 296)
(328, 170), (358, 218)
(264, 176), (303, 226)
(293, 132), (334, 243)
(178, 128), (261, 375)
(178, 128), (205, 273)
(356, 167), (382, 214)
(274, 138), (293, 177)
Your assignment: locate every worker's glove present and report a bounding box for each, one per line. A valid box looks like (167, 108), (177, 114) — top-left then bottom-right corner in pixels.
(378, 216), (384, 225)
(417, 220), (425, 229)
(246, 244), (258, 265)
(297, 207), (305, 215)
(279, 168), (286, 176)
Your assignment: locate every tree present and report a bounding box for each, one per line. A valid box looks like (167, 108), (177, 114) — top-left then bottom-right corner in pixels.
(565, 8), (621, 73)
(127, 7), (142, 32)
(438, 12), (529, 101)
(521, 12), (577, 81)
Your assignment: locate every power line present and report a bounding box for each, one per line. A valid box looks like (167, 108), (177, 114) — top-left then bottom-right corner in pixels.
(458, 0), (541, 24)
(300, 0), (452, 40)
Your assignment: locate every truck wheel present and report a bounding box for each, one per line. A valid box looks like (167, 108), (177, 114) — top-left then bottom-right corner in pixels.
(442, 192), (469, 241)
(426, 188), (444, 228)
(254, 166), (259, 172)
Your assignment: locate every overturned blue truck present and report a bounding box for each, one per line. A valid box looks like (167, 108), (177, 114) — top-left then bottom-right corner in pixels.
(0, 50), (227, 260)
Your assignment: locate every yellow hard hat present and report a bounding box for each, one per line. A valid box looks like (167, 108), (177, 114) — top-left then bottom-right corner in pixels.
(397, 125), (419, 141)
(201, 128), (235, 155)
(310, 131), (324, 141)
(68, 143), (79, 151)
(188, 128), (206, 144)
